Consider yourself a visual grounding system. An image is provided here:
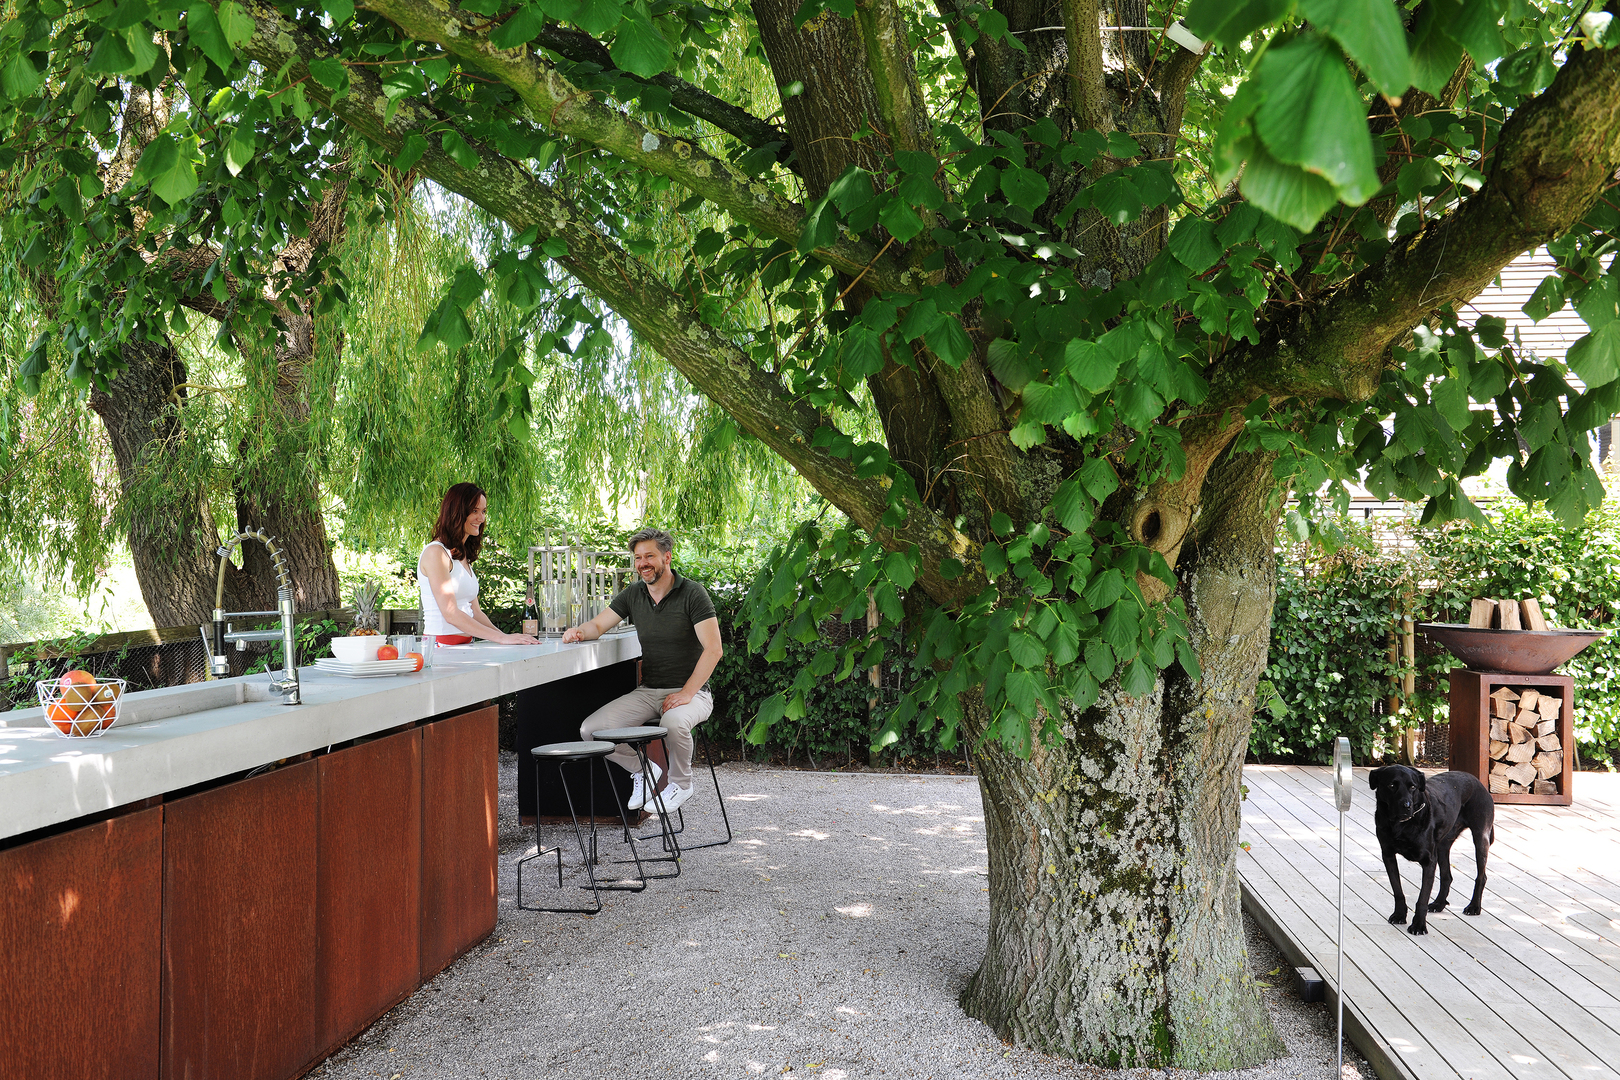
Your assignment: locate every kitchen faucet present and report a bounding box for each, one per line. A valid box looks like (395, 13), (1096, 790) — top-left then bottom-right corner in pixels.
(203, 529), (301, 705)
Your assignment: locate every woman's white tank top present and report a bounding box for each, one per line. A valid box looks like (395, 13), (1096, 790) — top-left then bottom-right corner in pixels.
(418, 540), (479, 636)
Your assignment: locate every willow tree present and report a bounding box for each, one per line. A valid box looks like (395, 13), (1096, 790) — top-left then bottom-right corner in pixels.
(6, 0), (1620, 1064)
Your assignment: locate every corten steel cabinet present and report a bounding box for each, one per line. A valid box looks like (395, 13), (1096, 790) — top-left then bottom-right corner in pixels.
(0, 700), (501, 1080)
(0, 806), (164, 1080)
(1448, 669), (1574, 806)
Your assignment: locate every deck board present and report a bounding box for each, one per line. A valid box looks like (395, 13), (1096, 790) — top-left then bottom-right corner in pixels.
(1239, 766), (1620, 1080)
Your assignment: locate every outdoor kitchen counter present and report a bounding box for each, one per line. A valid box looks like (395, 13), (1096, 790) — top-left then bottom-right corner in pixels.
(0, 632), (640, 843)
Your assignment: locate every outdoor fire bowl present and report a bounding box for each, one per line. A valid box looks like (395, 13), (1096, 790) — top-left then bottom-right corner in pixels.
(1417, 623), (1608, 675)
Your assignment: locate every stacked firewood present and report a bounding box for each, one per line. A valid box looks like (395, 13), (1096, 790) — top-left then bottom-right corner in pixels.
(1486, 686), (1563, 795)
(1469, 596), (1549, 630)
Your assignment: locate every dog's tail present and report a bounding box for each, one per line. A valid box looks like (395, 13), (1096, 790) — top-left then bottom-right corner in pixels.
(1488, 821), (1495, 847)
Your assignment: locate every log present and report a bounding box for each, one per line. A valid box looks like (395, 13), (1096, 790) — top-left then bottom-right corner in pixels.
(1509, 781), (1527, 793)
(1534, 752), (1563, 780)
(1508, 722), (1534, 743)
(1495, 699), (1519, 719)
(1490, 772), (1510, 793)
(1489, 739), (1511, 760)
(1489, 686), (1520, 704)
(1519, 688), (1540, 711)
(1490, 761), (1510, 778)
(1498, 599), (1522, 630)
(1490, 716), (1510, 742)
(1505, 739), (1537, 764)
(1521, 598), (1549, 631)
(1538, 697), (1562, 721)
(1506, 761), (1538, 787)
(1470, 598), (1497, 628)
(1536, 733), (1562, 752)
(1536, 717), (1557, 737)
(1532, 779), (1559, 795)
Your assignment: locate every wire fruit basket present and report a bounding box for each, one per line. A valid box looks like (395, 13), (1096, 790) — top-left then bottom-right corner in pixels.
(36, 675), (127, 738)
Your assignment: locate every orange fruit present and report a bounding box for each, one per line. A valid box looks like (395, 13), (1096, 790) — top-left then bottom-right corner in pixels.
(377, 645), (399, 661)
(58, 670), (98, 708)
(405, 652), (424, 672)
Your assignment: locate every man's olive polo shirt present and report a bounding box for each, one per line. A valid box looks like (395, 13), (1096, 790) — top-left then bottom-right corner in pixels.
(609, 571), (718, 688)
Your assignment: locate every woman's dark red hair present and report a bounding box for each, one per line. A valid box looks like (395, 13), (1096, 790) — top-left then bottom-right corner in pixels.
(432, 482), (487, 562)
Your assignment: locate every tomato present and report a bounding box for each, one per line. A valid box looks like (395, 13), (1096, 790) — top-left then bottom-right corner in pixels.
(405, 652), (424, 672)
(377, 645), (399, 661)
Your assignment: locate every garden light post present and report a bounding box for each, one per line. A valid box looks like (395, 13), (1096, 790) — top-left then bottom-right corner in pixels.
(1333, 736), (1353, 1077)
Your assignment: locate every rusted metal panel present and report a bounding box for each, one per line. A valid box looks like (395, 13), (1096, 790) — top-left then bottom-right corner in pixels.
(0, 807), (163, 1080)
(420, 704), (499, 979)
(515, 659), (638, 820)
(315, 729), (422, 1055)
(1420, 622), (1605, 675)
(162, 760), (318, 1080)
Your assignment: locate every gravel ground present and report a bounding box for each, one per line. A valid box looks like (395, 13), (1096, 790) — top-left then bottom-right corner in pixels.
(310, 755), (1371, 1080)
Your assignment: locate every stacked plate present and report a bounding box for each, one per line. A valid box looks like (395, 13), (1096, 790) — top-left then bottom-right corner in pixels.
(314, 657), (421, 678)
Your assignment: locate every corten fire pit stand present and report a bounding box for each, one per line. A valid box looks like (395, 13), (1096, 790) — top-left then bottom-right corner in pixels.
(1420, 621), (1604, 808)
(1447, 670), (1574, 806)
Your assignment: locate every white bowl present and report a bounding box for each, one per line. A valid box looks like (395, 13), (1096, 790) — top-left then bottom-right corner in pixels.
(330, 636), (383, 663)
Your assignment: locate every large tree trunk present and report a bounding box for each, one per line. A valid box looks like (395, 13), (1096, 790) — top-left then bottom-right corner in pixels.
(86, 340), (254, 626)
(959, 450), (1286, 1068)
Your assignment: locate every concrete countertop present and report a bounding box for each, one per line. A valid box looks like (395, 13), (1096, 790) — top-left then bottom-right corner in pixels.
(0, 633), (640, 842)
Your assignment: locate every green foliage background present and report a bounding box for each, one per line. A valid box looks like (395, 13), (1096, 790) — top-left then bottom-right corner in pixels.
(1258, 502), (1620, 769)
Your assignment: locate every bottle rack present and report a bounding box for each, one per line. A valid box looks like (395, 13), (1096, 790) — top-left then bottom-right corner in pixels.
(526, 530), (632, 635)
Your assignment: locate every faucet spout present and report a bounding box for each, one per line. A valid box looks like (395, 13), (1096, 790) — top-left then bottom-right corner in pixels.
(214, 530), (301, 705)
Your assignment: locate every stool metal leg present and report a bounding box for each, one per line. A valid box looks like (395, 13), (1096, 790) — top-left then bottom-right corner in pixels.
(518, 755), (605, 914)
(666, 733), (733, 850)
(591, 754), (649, 892)
(616, 740), (681, 877)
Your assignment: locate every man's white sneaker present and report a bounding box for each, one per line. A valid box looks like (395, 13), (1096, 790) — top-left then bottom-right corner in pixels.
(647, 781), (692, 814)
(626, 760), (663, 810)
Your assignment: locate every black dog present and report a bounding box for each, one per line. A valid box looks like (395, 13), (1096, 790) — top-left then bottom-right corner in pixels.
(1368, 765), (1495, 935)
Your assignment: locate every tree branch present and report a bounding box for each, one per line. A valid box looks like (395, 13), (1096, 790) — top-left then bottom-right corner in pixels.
(235, 0), (980, 600)
(1061, 0), (1112, 135)
(352, 0), (920, 294)
(853, 0), (935, 156)
(533, 24), (797, 168)
(1231, 36), (1620, 404)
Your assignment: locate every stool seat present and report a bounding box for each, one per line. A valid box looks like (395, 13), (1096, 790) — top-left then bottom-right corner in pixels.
(592, 726), (670, 743)
(531, 740), (615, 758)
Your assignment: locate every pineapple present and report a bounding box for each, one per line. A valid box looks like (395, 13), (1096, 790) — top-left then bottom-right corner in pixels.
(350, 580), (382, 636)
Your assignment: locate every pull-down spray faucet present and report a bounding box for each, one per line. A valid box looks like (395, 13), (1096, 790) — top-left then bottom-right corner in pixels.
(206, 530), (301, 705)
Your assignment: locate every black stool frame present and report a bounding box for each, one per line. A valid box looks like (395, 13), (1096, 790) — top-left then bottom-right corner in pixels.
(639, 731), (732, 850)
(518, 744), (648, 914)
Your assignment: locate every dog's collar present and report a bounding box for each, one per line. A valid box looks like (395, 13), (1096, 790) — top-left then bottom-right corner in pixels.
(1397, 801), (1429, 823)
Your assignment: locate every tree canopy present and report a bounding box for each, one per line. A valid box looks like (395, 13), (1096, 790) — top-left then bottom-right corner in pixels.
(6, 0), (1620, 1065)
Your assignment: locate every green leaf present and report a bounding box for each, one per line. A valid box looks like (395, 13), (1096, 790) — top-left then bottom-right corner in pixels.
(1299, 0), (1412, 97)
(123, 26), (161, 74)
(1004, 669), (1041, 717)
(1396, 158), (1445, 202)
(1120, 658), (1156, 697)
(840, 325), (886, 379)
(1000, 167), (1050, 210)
(1253, 35), (1379, 205)
(217, 0), (255, 46)
(925, 317), (972, 368)
(574, 0), (622, 36)
(1115, 379), (1165, 431)
(323, 0), (355, 24)
(1567, 323), (1620, 389)
(1, 52), (43, 99)
(134, 134), (199, 206)
(1066, 339), (1120, 393)
(1574, 273), (1620, 331)
(441, 129), (480, 170)
(882, 551), (915, 590)
(1522, 275), (1564, 322)
(307, 57), (349, 94)
(224, 123), (256, 176)
(1431, 377), (1471, 432)
(394, 133), (429, 172)
(1084, 638), (1115, 682)
(1185, 0), (1294, 50)
(1021, 379), (1080, 424)
(1408, 2), (1465, 97)
(1008, 630), (1046, 669)
(1240, 140), (1339, 232)
(879, 198), (926, 242)
(610, 2), (671, 77)
(492, 4), (544, 49)
(85, 29), (137, 74)
(1101, 603), (1139, 656)
(186, 4), (233, 72)
(1051, 479), (1092, 533)
(1083, 568), (1125, 609)
(1167, 216), (1222, 273)
(1078, 456), (1119, 501)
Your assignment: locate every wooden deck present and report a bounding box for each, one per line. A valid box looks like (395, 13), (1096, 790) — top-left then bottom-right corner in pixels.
(1238, 765), (1620, 1080)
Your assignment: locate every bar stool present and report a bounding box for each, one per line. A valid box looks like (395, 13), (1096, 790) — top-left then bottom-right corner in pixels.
(648, 729), (733, 850)
(589, 725), (681, 876)
(517, 740), (647, 914)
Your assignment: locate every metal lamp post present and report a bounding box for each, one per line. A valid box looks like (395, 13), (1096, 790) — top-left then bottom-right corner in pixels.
(1332, 735), (1353, 1077)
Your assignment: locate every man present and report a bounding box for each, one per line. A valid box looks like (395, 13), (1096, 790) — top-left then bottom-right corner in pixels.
(563, 528), (723, 812)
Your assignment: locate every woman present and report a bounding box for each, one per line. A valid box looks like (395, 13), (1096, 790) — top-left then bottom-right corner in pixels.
(418, 483), (538, 646)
